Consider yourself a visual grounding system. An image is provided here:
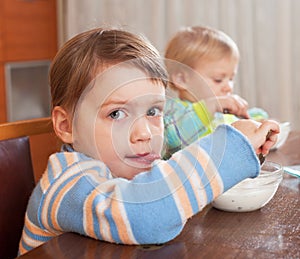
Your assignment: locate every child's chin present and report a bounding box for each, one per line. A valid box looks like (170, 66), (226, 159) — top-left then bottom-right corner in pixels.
(127, 166), (151, 180)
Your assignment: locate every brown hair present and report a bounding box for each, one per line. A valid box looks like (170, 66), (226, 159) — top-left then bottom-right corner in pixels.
(164, 26), (239, 76)
(50, 27), (168, 114)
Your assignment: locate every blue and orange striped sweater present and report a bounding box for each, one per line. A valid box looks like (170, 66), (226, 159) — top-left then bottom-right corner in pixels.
(19, 125), (260, 255)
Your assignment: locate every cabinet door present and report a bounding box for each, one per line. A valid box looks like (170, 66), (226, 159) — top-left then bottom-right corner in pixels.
(0, 64), (6, 122)
(0, 0), (58, 62)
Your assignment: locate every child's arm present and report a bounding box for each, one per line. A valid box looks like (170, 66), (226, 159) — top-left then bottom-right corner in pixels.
(22, 125), (262, 250)
(204, 94), (249, 119)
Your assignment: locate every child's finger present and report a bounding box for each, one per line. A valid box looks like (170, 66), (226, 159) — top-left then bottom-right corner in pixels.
(258, 121), (280, 154)
(261, 137), (278, 154)
(259, 120), (280, 135)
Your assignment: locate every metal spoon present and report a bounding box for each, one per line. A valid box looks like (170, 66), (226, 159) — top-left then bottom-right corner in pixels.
(258, 153), (266, 165)
(258, 130), (273, 165)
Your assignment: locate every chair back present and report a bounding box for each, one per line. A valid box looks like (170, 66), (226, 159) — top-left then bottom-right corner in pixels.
(0, 117), (54, 140)
(0, 136), (35, 259)
(0, 117), (59, 258)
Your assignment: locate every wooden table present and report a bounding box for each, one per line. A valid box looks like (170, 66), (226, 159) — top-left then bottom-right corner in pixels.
(17, 132), (300, 259)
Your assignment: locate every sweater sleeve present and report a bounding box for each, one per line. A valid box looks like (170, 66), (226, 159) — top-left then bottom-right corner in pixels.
(21, 124), (260, 251)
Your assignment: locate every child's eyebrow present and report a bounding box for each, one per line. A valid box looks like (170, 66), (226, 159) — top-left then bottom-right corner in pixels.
(101, 98), (127, 107)
(101, 96), (165, 108)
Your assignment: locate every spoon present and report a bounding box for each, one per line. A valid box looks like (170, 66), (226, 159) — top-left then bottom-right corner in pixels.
(258, 130), (273, 166)
(258, 153), (266, 165)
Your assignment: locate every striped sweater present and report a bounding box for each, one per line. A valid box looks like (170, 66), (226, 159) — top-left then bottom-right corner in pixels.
(19, 125), (260, 255)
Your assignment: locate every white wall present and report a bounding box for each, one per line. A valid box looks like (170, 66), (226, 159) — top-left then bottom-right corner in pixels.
(58, 0), (300, 130)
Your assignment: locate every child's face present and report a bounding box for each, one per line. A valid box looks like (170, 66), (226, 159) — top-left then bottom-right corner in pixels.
(193, 56), (239, 97)
(72, 65), (166, 180)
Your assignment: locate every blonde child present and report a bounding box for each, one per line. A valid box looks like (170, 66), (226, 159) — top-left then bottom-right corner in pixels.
(19, 27), (278, 255)
(164, 25), (268, 155)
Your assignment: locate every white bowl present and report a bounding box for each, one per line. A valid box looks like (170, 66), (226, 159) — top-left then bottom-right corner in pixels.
(212, 162), (283, 212)
(271, 122), (291, 150)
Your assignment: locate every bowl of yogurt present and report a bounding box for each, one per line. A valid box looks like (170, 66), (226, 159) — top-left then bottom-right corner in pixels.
(212, 161), (283, 212)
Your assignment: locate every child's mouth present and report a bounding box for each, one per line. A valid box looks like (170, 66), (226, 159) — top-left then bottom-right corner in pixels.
(125, 153), (161, 166)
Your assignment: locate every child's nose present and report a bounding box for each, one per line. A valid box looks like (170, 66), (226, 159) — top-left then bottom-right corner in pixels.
(130, 117), (151, 143)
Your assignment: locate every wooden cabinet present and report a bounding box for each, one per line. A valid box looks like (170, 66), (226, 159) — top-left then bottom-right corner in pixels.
(0, 0), (58, 62)
(0, 0), (58, 122)
(0, 64), (6, 122)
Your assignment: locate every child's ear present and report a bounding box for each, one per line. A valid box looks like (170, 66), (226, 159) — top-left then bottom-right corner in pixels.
(52, 106), (73, 144)
(171, 72), (189, 91)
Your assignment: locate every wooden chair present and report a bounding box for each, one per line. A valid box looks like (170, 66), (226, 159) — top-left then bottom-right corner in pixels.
(0, 117), (61, 182)
(0, 117), (60, 258)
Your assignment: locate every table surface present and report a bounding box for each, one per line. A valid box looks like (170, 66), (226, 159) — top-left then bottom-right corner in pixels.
(17, 132), (300, 259)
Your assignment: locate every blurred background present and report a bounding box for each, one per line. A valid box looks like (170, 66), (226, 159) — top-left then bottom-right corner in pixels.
(60, 0), (300, 130)
(1, 0), (299, 130)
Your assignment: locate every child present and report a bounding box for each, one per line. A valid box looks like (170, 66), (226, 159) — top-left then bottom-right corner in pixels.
(164, 25), (269, 155)
(18, 27), (279, 255)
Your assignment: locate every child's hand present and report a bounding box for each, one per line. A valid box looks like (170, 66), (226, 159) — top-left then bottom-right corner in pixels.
(204, 94), (250, 119)
(232, 119), (280, 155)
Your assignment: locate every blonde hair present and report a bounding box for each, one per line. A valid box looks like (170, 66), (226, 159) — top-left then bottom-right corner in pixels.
(165, 26), (240, 77)
(50, 28), (168, 114)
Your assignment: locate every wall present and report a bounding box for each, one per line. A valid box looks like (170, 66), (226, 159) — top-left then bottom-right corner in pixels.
(59, 0), (300, 130)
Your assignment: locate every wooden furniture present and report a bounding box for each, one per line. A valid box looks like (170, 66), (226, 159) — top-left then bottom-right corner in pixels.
(0, 0), (57, 122)
(16, 131), (300, 258)
(0, 117), (60, 258)
(0, 117), (61, 182)
(0, 117), (53, 140)
(0, 136), (35, 259)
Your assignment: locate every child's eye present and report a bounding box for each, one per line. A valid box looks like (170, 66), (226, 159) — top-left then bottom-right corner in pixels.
(109, 110), (126, 120)
(147, 107), (162, 117)
(214, 78), (223, 84)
